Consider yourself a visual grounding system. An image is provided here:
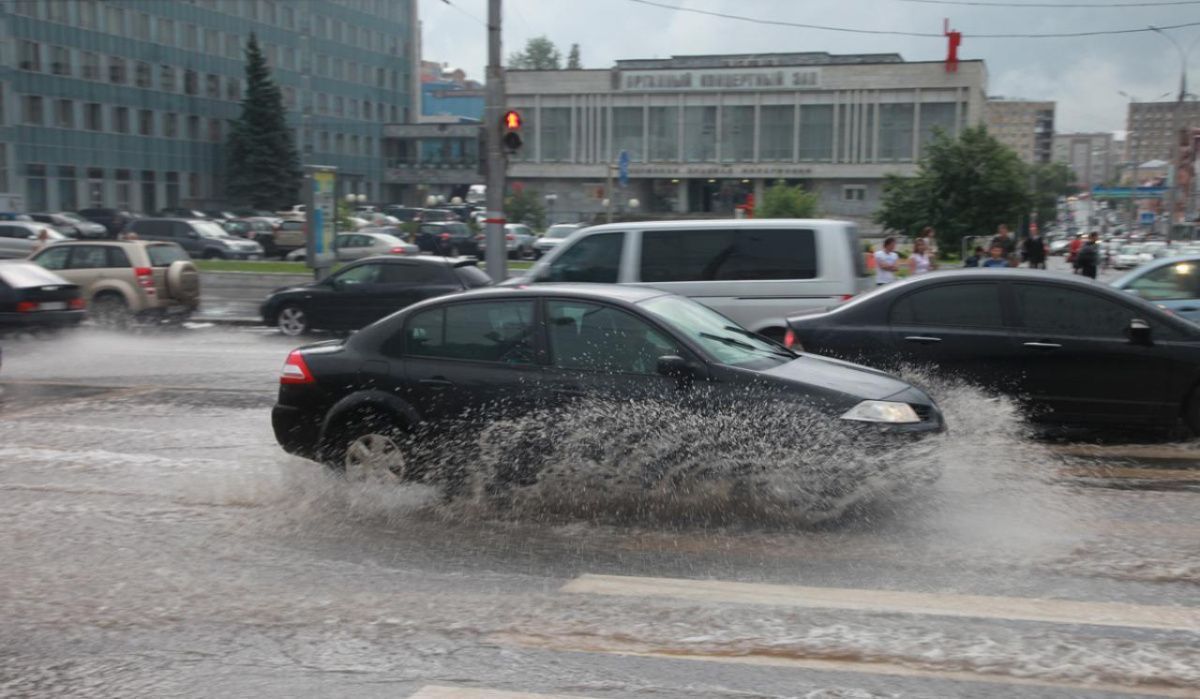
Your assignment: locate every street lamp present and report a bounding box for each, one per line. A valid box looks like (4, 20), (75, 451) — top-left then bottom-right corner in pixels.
(1148, 27), (1200, 231)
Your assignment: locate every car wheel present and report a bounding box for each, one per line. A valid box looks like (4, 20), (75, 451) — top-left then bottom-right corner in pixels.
(1185, 389), (1200, 436)
(276, 305), (310, 336)
(323, 411), (412, 483)
(202, 249), (225, 260)
(90, 294), (130, 329)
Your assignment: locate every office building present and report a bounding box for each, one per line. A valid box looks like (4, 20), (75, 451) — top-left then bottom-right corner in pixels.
(1127, 99), (1200, 164)
(1053, 132), (1114, 188)
(985, 98), (1054, 164)
(0, 0), (418, 213)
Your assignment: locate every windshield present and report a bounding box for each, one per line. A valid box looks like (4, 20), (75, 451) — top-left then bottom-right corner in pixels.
(1120, 245), (1140, 254)
(545, 225), (580, 239)
(192, 221), (231, 239)
(640, 294), (793, 367)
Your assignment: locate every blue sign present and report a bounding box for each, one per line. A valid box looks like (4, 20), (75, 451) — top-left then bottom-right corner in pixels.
(1139, 211), (1156, 225)
(1090, 186), (1167, 199)
(617, 150), (630, 187)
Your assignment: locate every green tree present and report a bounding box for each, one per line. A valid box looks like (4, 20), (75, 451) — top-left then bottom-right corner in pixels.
(1028, 161), (1077, 232)
(225, 33), (301, 209)
(756, 180), (820, 218)
(505, 187), (546, 229)
(508, 36), (562, 70)
(876, 126), (1028, 256)
(566, 43), (582, 69)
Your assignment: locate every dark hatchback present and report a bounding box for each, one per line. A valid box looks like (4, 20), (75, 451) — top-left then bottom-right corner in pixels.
(261, 255), (491, 336)
(415, 222), (478, 257)
(0, 262), (85, 331)
(786, 270), (1200, 433)
(272, 285), (944, 483)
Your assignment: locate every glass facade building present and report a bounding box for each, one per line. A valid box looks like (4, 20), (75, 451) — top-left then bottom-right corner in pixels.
(0, 0), (417, 213)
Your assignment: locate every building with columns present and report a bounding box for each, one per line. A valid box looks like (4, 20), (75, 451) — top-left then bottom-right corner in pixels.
(502, 53), (987, 230)
(1052, 132), (1115, 188)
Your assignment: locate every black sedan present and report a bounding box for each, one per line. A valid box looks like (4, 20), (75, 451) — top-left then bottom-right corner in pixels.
(0, 262), (85, 332)
(260, 256), (491, 336)
(415, 222), (478, 257)
(785, 270), (1200, 434)
(272, 285), (944, 485)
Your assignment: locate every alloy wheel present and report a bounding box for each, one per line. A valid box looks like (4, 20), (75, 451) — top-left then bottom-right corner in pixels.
(343, 433), (406, 482)
(277, 306), (308, 336)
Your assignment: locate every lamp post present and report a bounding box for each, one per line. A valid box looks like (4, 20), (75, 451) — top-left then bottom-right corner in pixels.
(1149, 27), (1200, 234)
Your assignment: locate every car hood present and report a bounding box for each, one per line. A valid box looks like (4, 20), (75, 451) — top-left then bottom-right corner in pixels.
(758, 352), (918, 402)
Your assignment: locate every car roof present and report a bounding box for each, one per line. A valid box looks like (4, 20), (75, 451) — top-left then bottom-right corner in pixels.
(576, 218), (851, 234)
(449, 282), (671, 303)
(350, 254), (458, 265)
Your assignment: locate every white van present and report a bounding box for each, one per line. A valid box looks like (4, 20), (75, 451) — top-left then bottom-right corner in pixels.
(516, 219), (872, 340)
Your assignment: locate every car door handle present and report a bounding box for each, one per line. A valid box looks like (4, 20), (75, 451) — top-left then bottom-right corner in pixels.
(419, 377), (455, 388)
(904, 336), (942, 344)
(1023, 342), (1062, 350)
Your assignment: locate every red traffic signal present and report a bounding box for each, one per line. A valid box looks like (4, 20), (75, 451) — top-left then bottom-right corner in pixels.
(503, 110), (522, 131)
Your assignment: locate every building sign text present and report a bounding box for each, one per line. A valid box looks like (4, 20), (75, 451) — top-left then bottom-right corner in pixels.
(622, 68), (820, 92)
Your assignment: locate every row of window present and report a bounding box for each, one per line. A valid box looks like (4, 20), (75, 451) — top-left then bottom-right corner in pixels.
(13, 0), (406, 54)
(24, 165), (204, 213)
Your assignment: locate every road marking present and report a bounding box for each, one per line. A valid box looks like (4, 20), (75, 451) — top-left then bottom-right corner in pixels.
(495, 633), (1199, 698)
(561, 574), (1200, 632)
(409, 687), (596, 699)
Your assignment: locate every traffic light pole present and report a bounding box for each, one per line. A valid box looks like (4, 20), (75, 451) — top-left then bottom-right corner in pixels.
(483, 0), (508, 283)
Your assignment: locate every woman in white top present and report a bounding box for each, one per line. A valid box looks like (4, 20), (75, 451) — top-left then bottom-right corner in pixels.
(908, 238), (937, 275)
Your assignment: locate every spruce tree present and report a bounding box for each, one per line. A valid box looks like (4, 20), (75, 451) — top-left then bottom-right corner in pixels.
(226, 33), (301, 209)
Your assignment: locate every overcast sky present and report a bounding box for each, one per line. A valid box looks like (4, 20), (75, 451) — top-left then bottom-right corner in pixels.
(418, 0), (1200, 135)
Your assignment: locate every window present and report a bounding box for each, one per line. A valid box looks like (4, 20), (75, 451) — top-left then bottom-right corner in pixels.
(114, 107), (130, 134)
(51, 46), (71, 76)
(115, 170), (132, 209)
(283, 86), (296, 108)
(225, 34), (240, 59)
(1014, 284), (1140, 338)
(348, 99), (358, 119)
(611, 107), (643, 163)
(548, 300), (679, 375)
(26, 164), (47, 212)
(68, 246), (111, 270)
(798, 105), (834, 162)
(23, 96), (44, 125)
(721, 105), (754, 162)
(204, 28), (219, 54)
(920, 102), (958, 149)
(683, 106), (717, 162)
(1127, 263), (1200, 301)
(759, 105), (794, 161)
(164, 112), (179, 138)
(282, 4), (295, 28)
(135, 12), (151, 40)
(109, 56), (126, 84)
(206, 74), (220, 98)
(187, 115), (201, 140)
(640, 228), (817, 282)
(57, 166), (77, 211)
(208, 118), (222, 142)
(106, 5), (124, 34)
(541, 107), (571, 162)
(539, 232), (624, 283)
(18, 40), (41, 72)
(403, 301), (536, 364)
(49, 0), (68, 22)
(160, 65), (176, 92)
(226, 78), (241, 101)
(184, 70), (198, 95)
(282, 47), (297, 71)
(80, 0), (98, 29)
(54, 99), (74, 128)
(138, 109), (154, 136)
(158, 18), (176, 44)
(33, 246), (70, 271)
(184, 24), (198, 50)
(135, 61), (152, 88)
(335, 133), (345, 154)
(82, 52), (100, 80)
(891, 283), (1003, 328)
(84, 103), (102, 131)
(332, 57), (343, 81)
(318, 131), (330, 152)
(334, 96), (344, 117)
(878, 103), (914, 162)
(315, 54), (329, 77)
(843, 185), (866, 202)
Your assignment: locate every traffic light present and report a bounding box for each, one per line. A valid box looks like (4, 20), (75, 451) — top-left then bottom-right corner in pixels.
(502, 110), (523, 154)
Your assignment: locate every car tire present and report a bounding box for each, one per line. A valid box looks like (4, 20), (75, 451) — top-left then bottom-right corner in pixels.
(322, 410), (413, 483)
(202, 248), (225, 260)
(1185, 389), (1200, 436)
(276, 304), (309, 337)
(91, 294), (130, 329)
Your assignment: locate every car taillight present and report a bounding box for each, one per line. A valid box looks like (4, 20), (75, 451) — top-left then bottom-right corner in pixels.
(389, 247), (407, 254)
(840, 294), (854, 302)
(134, 266), (155, 290)
(505, 234), (515, 241)
(439, 232), (451, 240)
(280, 350), (315, 385)
(15, 301), (37, 313)
(783, 329), (798, 348)
(69, 298), (85, 310)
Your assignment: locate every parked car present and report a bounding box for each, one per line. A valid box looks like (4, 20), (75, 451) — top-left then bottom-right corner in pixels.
(221, 218), (275, 241)
(415, 221), (478, 257)
(0, 222), (69, 258)
(158, 207), (209, 220)
(1113, 244), (1152, 270)
(29, 240), (200, 327)
(77, 208), (136, 238)
(784, 270), (1200, 434)
(277, 205), (306, 220)
(478, 223), (537, 260)
(28, 213), (108, 239)
(260, 219), (308, 258)
(124, 218), (264, 260)
(533, 223), (586, 258)
(261, 256), (491, 336)
(513, 219), (873, 340)
(0, 213), (33, 222)
(1112, 254), (1200, 324)
(0, 262), (85, 332)
(202, 209), (239, 222)
(381, 206), (426, 222)
(270, 285), (944, 485)
(415, 208), (459, 223)
(285, 231), (419, 262)
(231, 209), (284, 227)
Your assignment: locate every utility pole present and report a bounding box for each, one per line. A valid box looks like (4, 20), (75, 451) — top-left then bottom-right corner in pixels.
(483, 0), (508, 282)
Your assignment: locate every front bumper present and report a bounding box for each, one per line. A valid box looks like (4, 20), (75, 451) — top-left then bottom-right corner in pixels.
(272, 404), (322, 459)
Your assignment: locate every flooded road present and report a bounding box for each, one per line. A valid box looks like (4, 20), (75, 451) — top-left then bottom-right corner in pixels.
(1, 329), (1198, 698)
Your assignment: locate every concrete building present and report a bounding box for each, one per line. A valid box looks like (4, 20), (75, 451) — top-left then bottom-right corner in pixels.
(0, 0), (419, 213)
(1052, 132), (1114, 188)
(499, 52), (987, 228)
(985, 98), (1054, 164)
(1127, 100), (1200, 164)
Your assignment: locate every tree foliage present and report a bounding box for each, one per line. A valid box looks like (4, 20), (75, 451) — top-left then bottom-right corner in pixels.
(508, 36), (562, 70)
(875, 126), (1028, 255)
(225, 34), (301, 209)
(505, 187), (546, 230)
(756, 180), (820, 218)
(567, 44), (582, 69)
(1029, 161), (1077, 231)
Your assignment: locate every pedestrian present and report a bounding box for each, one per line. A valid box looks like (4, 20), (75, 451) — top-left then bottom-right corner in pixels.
(908, 238), (937, 275)
(964, 245), (984, 268)
(919, 226), (939, 259)
(873, 237), (900, 285)
(1076, 232), (1101, 279)
(1022, 229), (1046, 269)
(981, 244), (1009, 268)
(989, 224), (1016, 258)
(31, 228), (51, 252)
(1067, 234), (1084, 270)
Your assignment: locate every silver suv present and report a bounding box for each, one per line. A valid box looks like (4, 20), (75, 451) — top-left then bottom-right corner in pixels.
(29, 240), (201, 326)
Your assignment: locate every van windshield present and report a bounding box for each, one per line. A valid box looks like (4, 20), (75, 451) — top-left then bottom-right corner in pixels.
(640, 295), (794, 367)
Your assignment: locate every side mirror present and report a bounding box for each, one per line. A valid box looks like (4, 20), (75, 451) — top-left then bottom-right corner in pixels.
(1127, 318), (1152, 345)
(656, 355), (694, 381)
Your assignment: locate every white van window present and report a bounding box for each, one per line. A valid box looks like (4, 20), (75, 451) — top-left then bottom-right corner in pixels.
(539, 232), (624, 283)
(640, 228), (817, 282)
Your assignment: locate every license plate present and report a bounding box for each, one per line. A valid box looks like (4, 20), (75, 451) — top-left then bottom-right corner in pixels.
(39, 302), (67, 311)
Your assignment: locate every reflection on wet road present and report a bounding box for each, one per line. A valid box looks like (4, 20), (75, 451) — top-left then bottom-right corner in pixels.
(1, 329), (1197, 698)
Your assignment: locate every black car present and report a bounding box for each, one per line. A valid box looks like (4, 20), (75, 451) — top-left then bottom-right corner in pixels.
(261, 256), (491, 336)
(785, 270), (1200, 433)
(272, 285), (944, 484)
(415, 222), (478, 256)
(77, 208), (135, 238)
(0, 262), (85, 332)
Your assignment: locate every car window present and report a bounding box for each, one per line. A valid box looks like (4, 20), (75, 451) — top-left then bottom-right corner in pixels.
(332, 263), (382, 287)
(1014, 283), (1142, 338)
(68, 246), (110, 269)
(548, 300), (680, 375)
(540, 232), (624, 283)
(192, 221), (228, 239)
(107, 247), (131, 268)
(404, 301), (535, 364)
(640, 294), (790, 367)
(378, 263), (451, 284)
(1127, 262), (1200, 301)
(146, 244), (189, 266)
(640, 228), (817, 282)
(0, 225), (29, 239)
(891, 283), (1004, 328)
(32, 246), (71, 270)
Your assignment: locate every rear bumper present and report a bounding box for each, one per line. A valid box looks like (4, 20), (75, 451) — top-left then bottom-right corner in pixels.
(272, 404), (322, 459)
(0, 310), (86, 328)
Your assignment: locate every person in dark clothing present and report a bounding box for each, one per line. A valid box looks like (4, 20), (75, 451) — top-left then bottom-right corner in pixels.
(964, 245), (985, 267)
(1022, 231), (1047, 269)
(1076, 232), (1101, 279)
(989, 224), (1016, 258)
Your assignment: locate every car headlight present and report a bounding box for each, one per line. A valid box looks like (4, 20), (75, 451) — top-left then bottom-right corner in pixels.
(840, 400), (921, 424)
